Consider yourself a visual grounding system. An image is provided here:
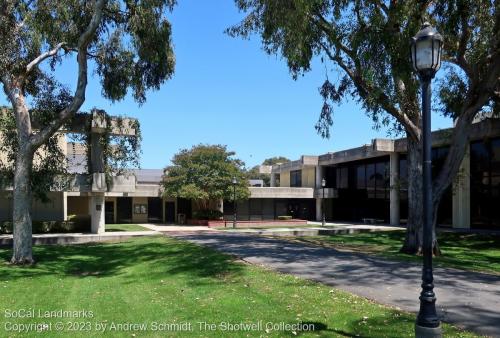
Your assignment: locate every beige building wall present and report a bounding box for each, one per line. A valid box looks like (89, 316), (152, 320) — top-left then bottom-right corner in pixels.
(1, 192), (64, 221)
(67, 196), (89, 216)
(302, 167), (316, 188)
(280, 171), (290, 187)
(132, 197), (148, 223)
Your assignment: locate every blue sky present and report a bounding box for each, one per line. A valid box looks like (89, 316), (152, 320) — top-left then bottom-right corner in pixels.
(2, 0), (453, 169)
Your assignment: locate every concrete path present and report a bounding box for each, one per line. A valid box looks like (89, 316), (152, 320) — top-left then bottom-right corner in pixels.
(0, 230), (159, 246)
(168, 231), (500, 337)
(221, 224), (404, 237)
(137, 224), (214, 232)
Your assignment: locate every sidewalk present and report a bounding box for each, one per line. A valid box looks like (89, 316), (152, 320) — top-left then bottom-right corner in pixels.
(168, 231), (500, 337)
(0, 230), (159, 246)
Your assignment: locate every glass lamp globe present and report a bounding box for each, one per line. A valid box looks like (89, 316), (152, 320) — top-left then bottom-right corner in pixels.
(411, 22), (443, 78)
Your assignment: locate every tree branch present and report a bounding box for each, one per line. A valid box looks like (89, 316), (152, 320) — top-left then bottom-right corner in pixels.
(318, 40), (421, 141)
(30, 0), (106, 149)
(25, 42), (66, 74)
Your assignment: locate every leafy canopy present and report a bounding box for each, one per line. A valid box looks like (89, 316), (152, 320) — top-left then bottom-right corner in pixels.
(1, 0), (176, 104)
(228, 0), (499, 139)
(163, 145), (250, 203)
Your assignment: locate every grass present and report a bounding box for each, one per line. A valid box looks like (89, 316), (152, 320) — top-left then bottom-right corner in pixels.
(282, 230), (500, 275)
(0, 236), (477, 337)
(105, 224), (149, 232)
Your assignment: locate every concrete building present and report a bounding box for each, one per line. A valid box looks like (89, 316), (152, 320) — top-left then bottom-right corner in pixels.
(1, 115), (499, 232)
(260, 118), (500, 230)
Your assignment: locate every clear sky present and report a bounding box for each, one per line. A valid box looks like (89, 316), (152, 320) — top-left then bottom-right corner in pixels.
(2, 0), (453, 169)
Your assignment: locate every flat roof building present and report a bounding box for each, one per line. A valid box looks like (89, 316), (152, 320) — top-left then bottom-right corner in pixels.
(1, 114), (499, 232)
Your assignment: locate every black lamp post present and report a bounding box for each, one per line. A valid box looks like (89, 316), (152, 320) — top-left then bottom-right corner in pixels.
(232, 177), (237, 228)
(411, 22), (443, 338)
(321, 178), (326, 226)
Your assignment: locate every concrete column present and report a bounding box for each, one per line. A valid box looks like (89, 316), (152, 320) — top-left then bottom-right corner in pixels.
(90, 132), (105, 173)
(62, 192), (68, 221)
(90, 193), (105, 234)
(389, 153), (400, 226)
(315, 198), (322, 221)
(270, 173), (277, 187)
(315, 165), (324, 188)
(452, 147), (471, 229)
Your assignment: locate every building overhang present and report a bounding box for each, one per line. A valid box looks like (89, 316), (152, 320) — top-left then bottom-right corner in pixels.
(249, 187), (315, 199)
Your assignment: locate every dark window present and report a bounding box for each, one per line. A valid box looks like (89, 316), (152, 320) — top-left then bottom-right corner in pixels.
(356, 165), (366, 189)
(290, 170), (302, 187)
(471, 138), (500, 228)
(324, 166), (336, 188)
(338, 167), (348, 189)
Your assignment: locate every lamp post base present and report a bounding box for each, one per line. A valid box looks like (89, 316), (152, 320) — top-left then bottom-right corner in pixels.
(415, 324), (442, 338)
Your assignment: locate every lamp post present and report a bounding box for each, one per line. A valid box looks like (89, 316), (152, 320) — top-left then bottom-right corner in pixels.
(321, 178), (326, 226)
(411, 22), (443, 338)
(232, 177), (237, 228)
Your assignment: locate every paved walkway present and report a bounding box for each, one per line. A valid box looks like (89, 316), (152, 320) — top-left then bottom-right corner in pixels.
(168, 231), (500, 337)
(0, 230), (159, 246)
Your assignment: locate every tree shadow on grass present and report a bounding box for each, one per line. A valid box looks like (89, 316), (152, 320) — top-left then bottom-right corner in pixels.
(0, 237), (243, 284)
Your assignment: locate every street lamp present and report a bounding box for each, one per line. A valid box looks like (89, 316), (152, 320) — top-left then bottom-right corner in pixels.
(411, 22), (443, 338)
(232, 177), (237, 228)
(321, 178), (326, 226)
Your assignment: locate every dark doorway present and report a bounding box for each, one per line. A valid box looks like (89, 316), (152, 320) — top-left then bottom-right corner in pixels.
(177, 198), (192, 219)
(165, 202), (176, 223)
(105, 201), (115, 224)
(117, 197), (132, 223)
(148, 198), (162, 223)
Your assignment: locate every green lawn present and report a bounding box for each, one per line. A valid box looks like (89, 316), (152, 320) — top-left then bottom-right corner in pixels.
(282, 231), (500, 275)
(105, 224), (149, 232)
(0, 236), (476, 337)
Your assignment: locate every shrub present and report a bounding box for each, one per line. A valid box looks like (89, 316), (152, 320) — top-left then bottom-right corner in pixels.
(192, 209), (223, 220)
(0, 217), (90, 234)
(277, 215), (293, 220)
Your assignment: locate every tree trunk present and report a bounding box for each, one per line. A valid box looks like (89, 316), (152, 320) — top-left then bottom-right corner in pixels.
(400, 136), (440, 255)
(10, 149), (35, 265)
(401, 136), (423, 254)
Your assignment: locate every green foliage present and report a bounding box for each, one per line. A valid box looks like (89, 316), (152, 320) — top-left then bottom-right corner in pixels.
(192, 209), (224, 221)
(163, 144), (250, 208)
(247, 157), (290, 186)
(0, 107), (69, 202)
(262, 156), (290, 166)
(1, 0), (176, 103)
(0, 218), (89, 234)
(228, 0), (498, 138)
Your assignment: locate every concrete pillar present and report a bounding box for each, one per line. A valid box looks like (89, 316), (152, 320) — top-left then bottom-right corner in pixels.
(316, 198), (322, 221)
(452, 147), (471, 229)
(90, 132), (105, 173)
(90, 193), (105, 234)
(390, 153), (400, 226)
(62, 192), (68, 221)
(315, 165), (324, 188)
(270, 173), (277, 187)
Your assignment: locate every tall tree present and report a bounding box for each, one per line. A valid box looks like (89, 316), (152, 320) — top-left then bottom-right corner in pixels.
(0, 0), (176, 264)
(163, 144), (250, 212)
(228, 0), (500, 254)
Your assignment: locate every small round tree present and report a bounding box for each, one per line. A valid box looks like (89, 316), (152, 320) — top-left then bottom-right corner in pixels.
(163, 144), (250, 218)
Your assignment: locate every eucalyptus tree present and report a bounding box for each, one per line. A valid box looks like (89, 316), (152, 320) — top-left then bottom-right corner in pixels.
(0, 0), (176, 264)
(228, 0), (499, 254)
